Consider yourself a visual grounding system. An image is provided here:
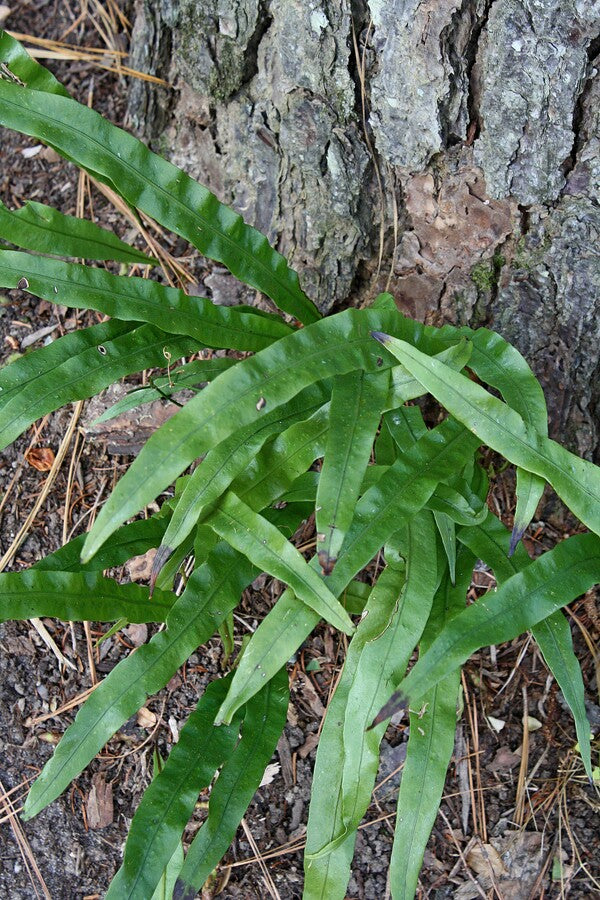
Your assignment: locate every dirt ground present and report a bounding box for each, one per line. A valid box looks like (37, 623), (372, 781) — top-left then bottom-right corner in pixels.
(0, 3), (599, 898)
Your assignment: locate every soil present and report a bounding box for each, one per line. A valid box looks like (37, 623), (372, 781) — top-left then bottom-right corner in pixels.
(1, 4), (599, 899)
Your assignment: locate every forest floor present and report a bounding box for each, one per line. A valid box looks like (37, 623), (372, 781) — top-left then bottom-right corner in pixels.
(0, 2), (599, 898)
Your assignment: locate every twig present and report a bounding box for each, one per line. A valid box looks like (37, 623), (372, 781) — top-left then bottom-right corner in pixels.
(514, 684), (530, 827)
(0, 401), (84, 571)
(240, 817), (282, 900)
(0, 776), (51, 899)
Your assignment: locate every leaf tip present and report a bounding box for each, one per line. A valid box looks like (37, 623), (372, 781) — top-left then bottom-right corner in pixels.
(79, 543), (95, 565)
(213, 703), (231, 727)
(149, 545), (173, 597)
(508, 524), (526, 557)
(173, 879), (195, 900)
(368, 689), (408, 730)
(317, 549), (336, 576)
(370, 331), (391, 344)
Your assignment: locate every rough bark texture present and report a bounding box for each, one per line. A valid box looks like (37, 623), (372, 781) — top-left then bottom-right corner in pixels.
(127, 0), (600, 458)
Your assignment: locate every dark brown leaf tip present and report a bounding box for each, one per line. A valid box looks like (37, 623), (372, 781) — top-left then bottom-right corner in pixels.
(149, 545), (174, 597)
(173, 879), (195, 900)
(367, 689), (408, 730)
(508, 524), (526, 557)
(317, 549), (336, 577)
(370, 331), (391, 344)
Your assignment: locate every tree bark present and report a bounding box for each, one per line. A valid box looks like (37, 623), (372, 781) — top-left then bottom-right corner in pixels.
(127, 0), (600, 458)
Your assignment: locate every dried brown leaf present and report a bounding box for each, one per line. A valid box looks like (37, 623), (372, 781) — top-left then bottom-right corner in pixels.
(25, 448), (55, 471)
(86, 773), (113, 829)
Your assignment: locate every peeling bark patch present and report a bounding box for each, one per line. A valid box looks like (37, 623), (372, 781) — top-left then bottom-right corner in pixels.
(391, 149), (512, 322)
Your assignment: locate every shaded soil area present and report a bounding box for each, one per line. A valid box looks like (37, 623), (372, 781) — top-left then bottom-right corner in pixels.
(1, 4), (599, 898)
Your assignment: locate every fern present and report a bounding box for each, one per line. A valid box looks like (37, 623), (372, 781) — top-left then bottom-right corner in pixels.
(0, 32), (597, 899)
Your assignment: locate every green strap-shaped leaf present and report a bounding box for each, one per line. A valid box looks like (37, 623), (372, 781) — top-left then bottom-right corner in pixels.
(303, 568), (391, 900)
(150, 843), (184, 900)
(373, 334), (600, 539)
(458, 512), (593, 779)
(316, 370), (389, 574)
(173, 668), (289, 899)
(234, 402), (330, 510)
(530, 614), (592, 778)
(22, 541), (258, 820)
(331, 418), (480, 588)
(93, 357), (238, 424)
(0, 198), (155, 263)
(375, 416), (397, 465)
(22, 505), (303, 820)
(457, 511), (532, 581)
(385, 338), (473, 411)
(0, 319), (203, 450)
(304, 516), (440, 899)
(385, 404), (427, 450)
(160, 389), (329, 559)
(412, 322), (547, 549)
(433, 511), (457, 585)
(152, 396), (328, 586)
(0, 570), (173, 623)
(154, 528), (211, 596)
(464, 327), (547, 552)
(0, 77), (320, 325)
(463, 328), (547, 433)
(215, 588), (315, 729)
(81, 306), (403, 560)
(430, 461), (489, 526)
(206, 492), (355, 635)
(384, 405), (458, 585)
(341, 580), (372, 616)
(216, 418), (479, 725)
(0, 30), (70, 96)
(389, 548), (475, 899)
(0, 249), (292, 352)
(106, 677), (241, 900)
(379, 531), (600, 714)
(340, 514), (439, 830)
(281, 466), (488, 530)
(81, 307), (485, 562)
(391, 321), (546, 549)
(427, 480), (488, 526)
(385, 405), (489, 528)
(279, 470), (322, 502)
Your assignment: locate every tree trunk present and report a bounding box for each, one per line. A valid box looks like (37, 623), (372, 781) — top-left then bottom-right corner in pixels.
(127, 0), (600, 458)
